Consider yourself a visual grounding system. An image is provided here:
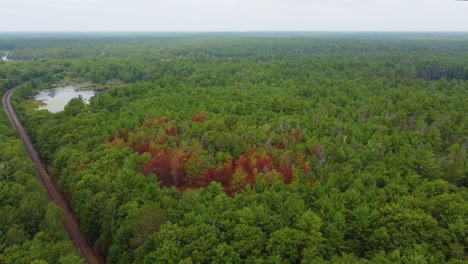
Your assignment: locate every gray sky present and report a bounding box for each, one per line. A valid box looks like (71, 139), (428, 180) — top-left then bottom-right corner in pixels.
(1, 0), (467, 31)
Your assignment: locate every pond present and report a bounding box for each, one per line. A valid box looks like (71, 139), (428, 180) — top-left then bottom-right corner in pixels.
(35, 84), (96, 113)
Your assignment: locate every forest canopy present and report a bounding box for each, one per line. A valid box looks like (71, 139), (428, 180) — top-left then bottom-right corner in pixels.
(1, 33), (467, 263)
(0, 64), (81, 263)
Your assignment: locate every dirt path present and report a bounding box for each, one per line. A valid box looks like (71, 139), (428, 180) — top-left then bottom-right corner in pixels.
(2, 85), (105, 264)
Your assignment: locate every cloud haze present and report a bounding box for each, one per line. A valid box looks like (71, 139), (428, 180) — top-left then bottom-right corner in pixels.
(1, 0), (467, 31)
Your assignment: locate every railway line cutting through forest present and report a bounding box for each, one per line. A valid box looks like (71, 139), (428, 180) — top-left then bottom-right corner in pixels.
(2, 84), (105, 264)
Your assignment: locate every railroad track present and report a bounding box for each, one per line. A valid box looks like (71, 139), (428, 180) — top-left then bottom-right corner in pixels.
(2, 85), (105, 264)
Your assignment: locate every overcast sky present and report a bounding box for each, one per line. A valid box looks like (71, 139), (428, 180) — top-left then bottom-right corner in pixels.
(0, 0), (467, 31)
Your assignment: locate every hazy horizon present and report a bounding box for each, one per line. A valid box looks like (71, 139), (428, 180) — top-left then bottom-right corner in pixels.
(1, 30), (468, 33)
(1, 0), (468, 32)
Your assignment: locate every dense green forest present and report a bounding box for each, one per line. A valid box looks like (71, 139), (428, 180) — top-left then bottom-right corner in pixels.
(1, 33), (467, 263)
(0, 64), (82, 263)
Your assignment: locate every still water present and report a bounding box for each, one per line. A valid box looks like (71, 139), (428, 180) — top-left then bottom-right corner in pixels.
(35, 85), (96, 113)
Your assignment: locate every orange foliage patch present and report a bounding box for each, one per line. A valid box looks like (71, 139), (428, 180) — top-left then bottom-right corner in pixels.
(137, 143), (301, 195)
(164, 124), (177, 136)
(142, 146), (192, 186)
(294, 128), (301, 141)
(191, 112), (207, 123)
(157, 115), (171, 125)
(204, 147), (296, 194)
(112, 116), (310, 196)
(109, 130), (129, 142)
(133, 140), (150, 154)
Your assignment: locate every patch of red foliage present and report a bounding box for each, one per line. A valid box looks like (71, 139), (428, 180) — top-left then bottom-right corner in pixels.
(157, 115), (171, 125)
(294, 128), (301, 141)
(108, 130), (129, 142)
(191, 112), (207, 123)
(165, 123), (177, 136)
(143, 149), (190, 187)
(139, 145), (300, 195)
(204, 147), (295, 194)
(110, 116), (311, 196)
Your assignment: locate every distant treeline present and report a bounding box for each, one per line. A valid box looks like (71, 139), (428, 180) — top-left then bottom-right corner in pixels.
(3, 35), (468, 82)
